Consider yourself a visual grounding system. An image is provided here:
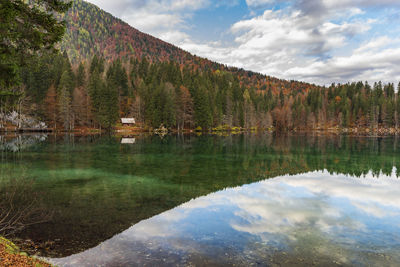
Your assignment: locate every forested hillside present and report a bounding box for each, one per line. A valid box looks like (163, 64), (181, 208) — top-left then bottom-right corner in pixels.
(60, 0), (317, 95)
(8, 0), (400, 132)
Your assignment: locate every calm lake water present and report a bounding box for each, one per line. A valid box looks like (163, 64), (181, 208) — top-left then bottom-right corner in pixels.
(1, 134), (400, 266)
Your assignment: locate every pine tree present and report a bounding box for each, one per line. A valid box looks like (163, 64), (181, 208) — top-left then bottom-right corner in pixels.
(72, 86), (89, 126)
(88, 70), (102, 127)
(194, 86), (212, 129)
(96, 75), (119, 130)
(0, 0), (71, 88)
(177, 86), (194, 130)
(243, 89), (253, 128)
(58, 71), (73, 131)
(76, 63), (86, 87)
(44, 85), (58, 130)
(396, 82), (400, 128)
(162, 83), (176, 128)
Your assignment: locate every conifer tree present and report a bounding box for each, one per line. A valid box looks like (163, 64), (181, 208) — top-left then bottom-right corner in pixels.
(92, 74), (119, 131)
(58, 71), (73, 131)
(0, 0), (71, 88)
(194, 85), (212, 129)
(76, 63), (86, 87)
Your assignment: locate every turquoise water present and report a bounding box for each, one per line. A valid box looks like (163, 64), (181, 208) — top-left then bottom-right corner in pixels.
(1, 134), (400, 266)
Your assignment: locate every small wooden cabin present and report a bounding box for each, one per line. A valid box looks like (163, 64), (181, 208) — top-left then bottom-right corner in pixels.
(121, 118), (135, 125)
(121, 138), (136, 144)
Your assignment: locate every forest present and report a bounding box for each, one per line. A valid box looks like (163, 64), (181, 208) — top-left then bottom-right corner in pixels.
(2, 0), (400, 132)
(10, 51), (400, 132)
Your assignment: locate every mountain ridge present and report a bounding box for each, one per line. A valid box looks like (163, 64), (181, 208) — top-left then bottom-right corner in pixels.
(60, 0), (319, 94)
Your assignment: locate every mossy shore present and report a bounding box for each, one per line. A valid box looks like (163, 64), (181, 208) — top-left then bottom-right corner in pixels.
(0, 237), (52, 267)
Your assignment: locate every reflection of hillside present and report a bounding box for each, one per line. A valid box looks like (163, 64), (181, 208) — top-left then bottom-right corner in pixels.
(3, 134), (400, 257)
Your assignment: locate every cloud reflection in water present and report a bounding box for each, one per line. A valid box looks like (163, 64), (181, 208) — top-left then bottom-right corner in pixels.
(52, 170), (400, 266)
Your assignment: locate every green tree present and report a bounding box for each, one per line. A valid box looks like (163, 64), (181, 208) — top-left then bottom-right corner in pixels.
(96, 73), (119, 130)
(0, 0), (71, 88)
(58, 71), (73, 130)
(194, 86), (212, 129)
(76, 63), (86, 87)
(107, 59), (128, 96)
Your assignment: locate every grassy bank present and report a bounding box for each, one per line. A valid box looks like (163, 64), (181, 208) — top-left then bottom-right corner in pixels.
(0, 237), (52, 267)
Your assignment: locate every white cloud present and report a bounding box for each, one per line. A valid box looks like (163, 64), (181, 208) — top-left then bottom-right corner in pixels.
(285, 41), (400, 84)
(180, 7), (377, 84)
(229, 10), (369, 57)
(52, 170), (400, 266)
(87, 0), (209, 15)
(177, 0), (400, 85)
(354, 36), (392, 53)
(86, 0), (210, 44)
(246, 0), (274, 8)
(322, 0), (400, 8)
(122, 12), (183, 36)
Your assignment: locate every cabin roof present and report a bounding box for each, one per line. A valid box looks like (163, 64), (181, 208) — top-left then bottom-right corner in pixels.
(121, 118), (135, 124)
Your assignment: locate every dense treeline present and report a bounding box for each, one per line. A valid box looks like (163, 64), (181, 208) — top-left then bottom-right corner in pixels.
(14, 52), (400, 131)
(4, 0), (400, 132)
(18, 52), (272, 130)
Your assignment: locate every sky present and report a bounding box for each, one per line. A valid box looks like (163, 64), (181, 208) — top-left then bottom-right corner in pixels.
(85, 0), (400, 85)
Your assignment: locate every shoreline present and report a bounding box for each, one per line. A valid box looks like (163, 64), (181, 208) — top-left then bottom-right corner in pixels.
(0, 237), (52, 267)
(1, 125), (400, 137)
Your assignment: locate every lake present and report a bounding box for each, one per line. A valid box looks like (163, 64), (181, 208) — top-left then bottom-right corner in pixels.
(1, 134), (399, 266)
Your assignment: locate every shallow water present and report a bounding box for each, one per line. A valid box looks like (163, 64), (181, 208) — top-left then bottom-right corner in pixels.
(0, 134), (399, 266)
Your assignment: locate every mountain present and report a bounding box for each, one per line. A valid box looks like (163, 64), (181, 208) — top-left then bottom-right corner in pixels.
(60, 0), (318, 94)
(17, 0), (399, 132)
